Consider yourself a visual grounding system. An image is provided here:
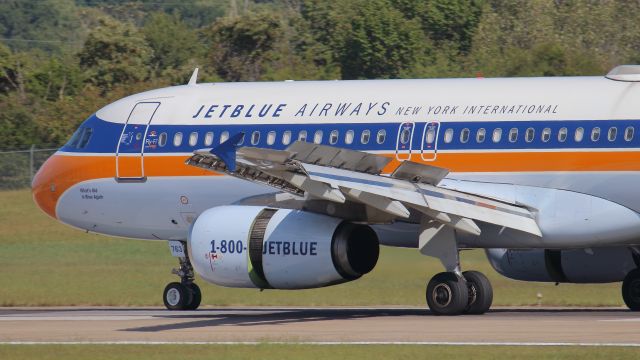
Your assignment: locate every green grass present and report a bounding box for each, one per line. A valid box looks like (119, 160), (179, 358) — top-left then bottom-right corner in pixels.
(0, 345), (638, 360)
(0, 189), (625, 307)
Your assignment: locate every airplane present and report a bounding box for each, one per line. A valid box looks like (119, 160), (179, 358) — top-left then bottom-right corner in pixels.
(32, 66), (640, 315)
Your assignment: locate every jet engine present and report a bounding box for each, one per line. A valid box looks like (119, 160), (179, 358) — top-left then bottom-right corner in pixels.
(188, 206), (379, 289)
(486, 247), (638, 283)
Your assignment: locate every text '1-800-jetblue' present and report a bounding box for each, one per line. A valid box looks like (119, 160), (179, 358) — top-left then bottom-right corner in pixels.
(32, 67), (640, 315)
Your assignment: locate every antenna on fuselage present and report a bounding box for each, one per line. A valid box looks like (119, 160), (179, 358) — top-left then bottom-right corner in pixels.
(188, 68), (199, 85)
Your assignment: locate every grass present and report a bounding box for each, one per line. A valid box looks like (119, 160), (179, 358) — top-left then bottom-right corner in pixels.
(0, 345), (638, 360)
(0, 189), (625, 307)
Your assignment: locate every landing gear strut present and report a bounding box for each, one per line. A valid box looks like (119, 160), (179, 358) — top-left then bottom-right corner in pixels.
(419, 219), (493, 315)
(163, 241), (201, 310)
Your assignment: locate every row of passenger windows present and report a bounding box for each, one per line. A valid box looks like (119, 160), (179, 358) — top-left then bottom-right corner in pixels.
(443, 126), (635, 144)
(159, 129), (389, 148)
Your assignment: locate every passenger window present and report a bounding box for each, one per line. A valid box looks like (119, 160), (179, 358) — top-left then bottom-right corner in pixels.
(444, 128), (454, 143)
(574, 127), (584, 142)
(204, 132), (214, 146)
(558, 127), (568, 142)
(266, 131), (276, 145)
(541, 128), (551, 143)
(251, 131), (261, 145)
(508, 128), (518, 143)
(625, 126), (635, 142)
(425, 128), (436, 144)
(476, 128), (486, 143)
(314, 130), (323, 144)
(189, 132), (198, 146)
(400, 128), (411, 144)
(492, 128), (502, 143)
(298, 130), (307, 142)
(159, 132), (167, 147)
(460, 128), (470, 143)
(608, 127), (617, 142)
(525, 128), (535, 143)
(173, 132), (183, 147)
(282, 130), (292, 145)
(591, 127), (601, 142)
(345, 130), (355, 145)
(329, 130), (339, 145)
(361, 130), (370, 144)
(78, 128), (93, 148)
(220, 131), (229, 143)
(376, 129), (386, 144)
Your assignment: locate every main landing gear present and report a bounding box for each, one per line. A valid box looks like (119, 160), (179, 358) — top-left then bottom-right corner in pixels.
(163, 241), (201, 310)
(419, 219), (493, 315)
(426, 270), (493, 315)
(622, 268), (640, 311)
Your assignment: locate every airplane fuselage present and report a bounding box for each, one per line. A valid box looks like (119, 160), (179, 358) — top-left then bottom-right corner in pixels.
(32, 76), (640, 247)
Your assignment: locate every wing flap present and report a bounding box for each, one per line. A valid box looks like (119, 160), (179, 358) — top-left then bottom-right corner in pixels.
(186, 143), (542, 237)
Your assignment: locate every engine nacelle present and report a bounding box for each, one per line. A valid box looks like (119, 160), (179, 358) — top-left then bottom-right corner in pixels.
(486, 247), (638, 283)
(188, 206), (379, 289)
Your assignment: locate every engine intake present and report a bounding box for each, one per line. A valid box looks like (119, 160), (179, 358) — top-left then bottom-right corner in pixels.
(188, 206), (379, 289)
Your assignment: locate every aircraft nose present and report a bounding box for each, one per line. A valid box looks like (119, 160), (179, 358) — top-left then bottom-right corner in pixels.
(32, 154), (60, 219)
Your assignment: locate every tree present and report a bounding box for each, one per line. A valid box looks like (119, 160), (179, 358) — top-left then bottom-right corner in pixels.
(0, 0), (83, 54)
(143, 13), (203, 72)
(78, 16), (153, 91)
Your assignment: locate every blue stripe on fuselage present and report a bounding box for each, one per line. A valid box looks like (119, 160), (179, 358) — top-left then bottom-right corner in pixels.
(60, 114), (640, 154)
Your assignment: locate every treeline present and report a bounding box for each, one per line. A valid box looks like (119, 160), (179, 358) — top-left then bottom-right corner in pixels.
(2, 0), (640, 151)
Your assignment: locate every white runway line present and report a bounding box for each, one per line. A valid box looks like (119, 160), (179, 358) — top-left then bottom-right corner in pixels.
(1, 341), (640, 347)
(0, 316), (156, 321)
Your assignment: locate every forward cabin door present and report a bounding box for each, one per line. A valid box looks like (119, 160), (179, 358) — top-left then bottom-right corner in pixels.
(115, 102), (160, 181)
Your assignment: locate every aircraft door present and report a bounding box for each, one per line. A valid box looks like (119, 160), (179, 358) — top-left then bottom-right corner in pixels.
(116, 102), (160, 180)
(395, 122), (415, 161)
(421, 121), (439, 161)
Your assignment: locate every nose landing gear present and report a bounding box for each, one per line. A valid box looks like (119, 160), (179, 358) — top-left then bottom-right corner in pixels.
(163, 241), (201, 310)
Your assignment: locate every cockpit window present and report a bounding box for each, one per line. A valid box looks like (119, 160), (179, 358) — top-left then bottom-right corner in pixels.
(78, 128), (93, 148)
(66, 127), (93, 149)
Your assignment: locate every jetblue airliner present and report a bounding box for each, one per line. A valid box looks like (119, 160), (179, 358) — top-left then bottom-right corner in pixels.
(32, 67), (640, 315)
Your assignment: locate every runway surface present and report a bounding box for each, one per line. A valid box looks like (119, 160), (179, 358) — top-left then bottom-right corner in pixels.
(1, 307), (639, 345)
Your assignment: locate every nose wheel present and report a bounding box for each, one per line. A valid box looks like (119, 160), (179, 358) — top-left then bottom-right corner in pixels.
(164, 241), (202, 310)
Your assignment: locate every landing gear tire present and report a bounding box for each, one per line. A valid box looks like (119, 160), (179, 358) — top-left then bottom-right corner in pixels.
(184, 283), (202, 310)
(163, 282), (191, 310)
(622, 268), (640, 311)
(426, 272), (469, 315)
(462, 270), (493, 315)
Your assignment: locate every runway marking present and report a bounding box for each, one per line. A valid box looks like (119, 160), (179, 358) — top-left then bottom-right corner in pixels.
(0, 316), (155, 321)
(1, 341), (640, 347)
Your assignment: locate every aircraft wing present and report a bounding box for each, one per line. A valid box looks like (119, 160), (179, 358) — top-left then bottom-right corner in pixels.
(185, 140), (541, 237)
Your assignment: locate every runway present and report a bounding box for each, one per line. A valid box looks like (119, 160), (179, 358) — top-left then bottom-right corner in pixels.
(1, 307), (639, 346)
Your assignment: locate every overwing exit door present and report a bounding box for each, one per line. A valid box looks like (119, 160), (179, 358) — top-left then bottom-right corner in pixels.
(395, 122), (415, 161)
(116, 102), (160, 180)
(421, 121), (439, 161)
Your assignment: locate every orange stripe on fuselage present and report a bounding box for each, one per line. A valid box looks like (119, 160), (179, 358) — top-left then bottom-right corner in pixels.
(31, 153), (216, 219)
(32, 150), (640, 220)
(382, 151), (640, 173)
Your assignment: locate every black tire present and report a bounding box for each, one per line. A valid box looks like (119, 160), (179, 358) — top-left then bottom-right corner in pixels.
(622, 268), (640, 311)
(462, 270), (493, 315)
(163, 282), (191, 310)
(184, 283), (202, 310)
(426, 272), (469, 315)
